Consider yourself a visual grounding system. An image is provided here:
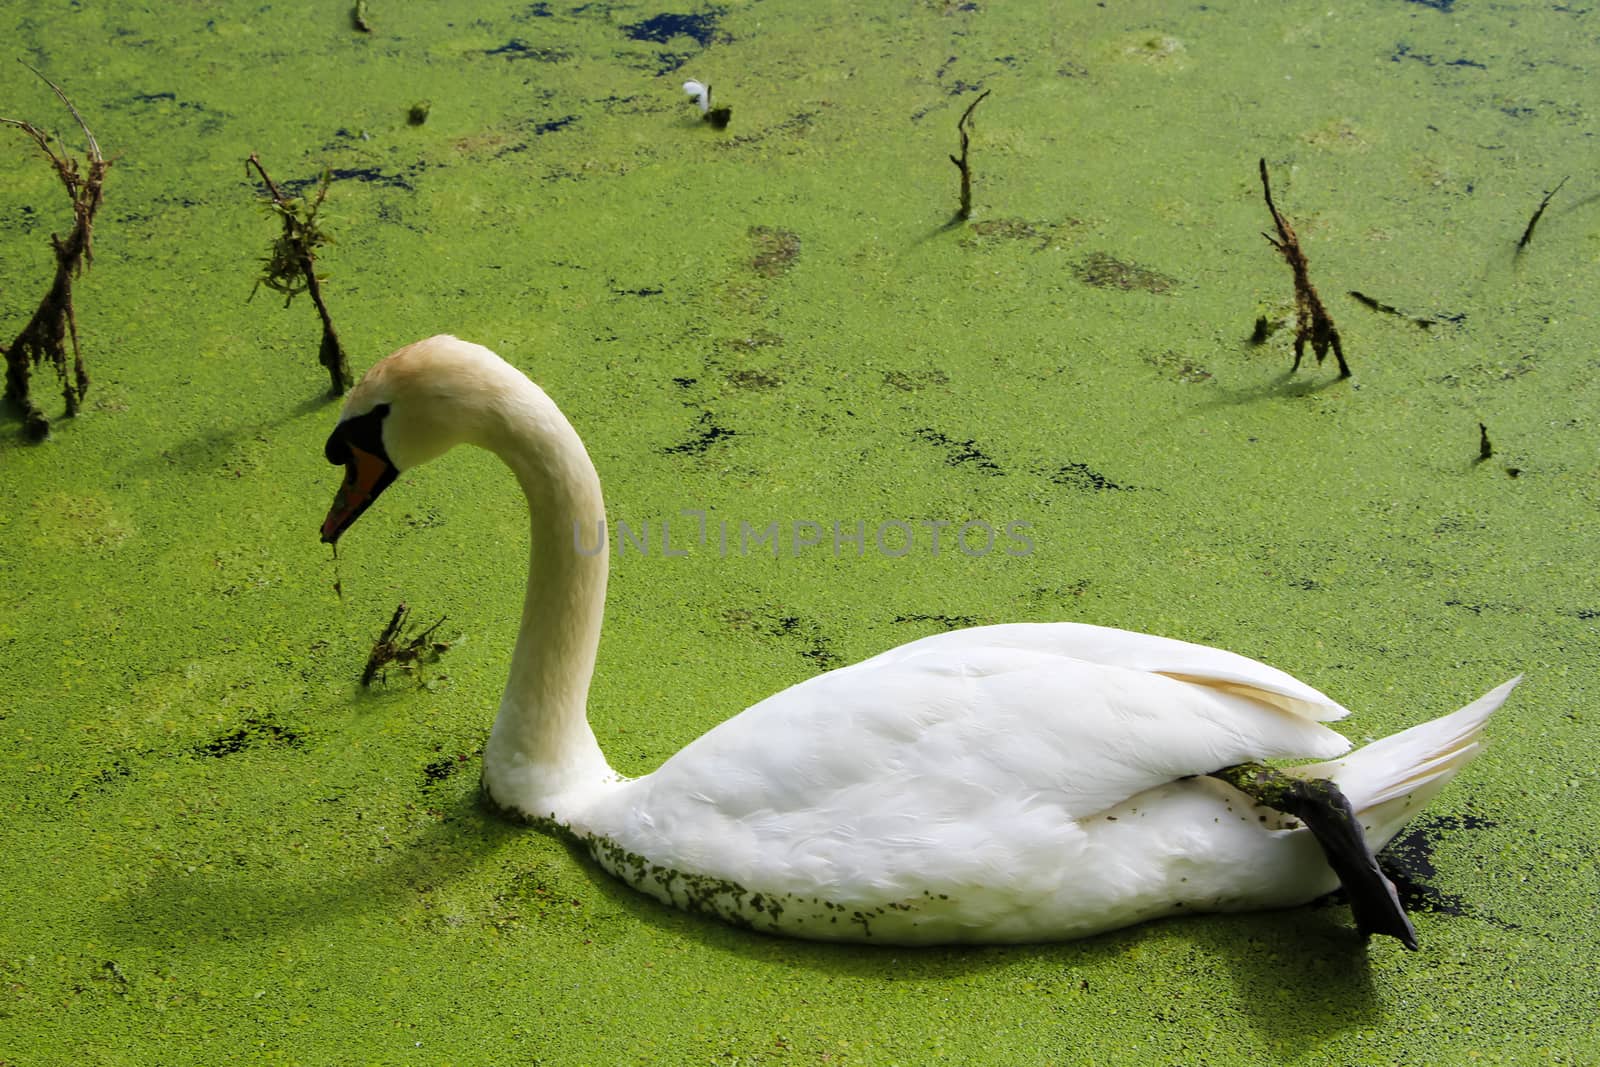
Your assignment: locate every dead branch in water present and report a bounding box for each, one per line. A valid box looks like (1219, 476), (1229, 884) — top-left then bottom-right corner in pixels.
(950, 89), (991, 221)
(1259, 158), (1349, 379)
(246, 153), (353, 395)
(2, 63), (110, 440)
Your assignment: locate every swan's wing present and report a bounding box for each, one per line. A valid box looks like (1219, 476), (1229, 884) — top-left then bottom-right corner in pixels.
(579, 625), (1353, 901)
(854, 622), (1349, 722)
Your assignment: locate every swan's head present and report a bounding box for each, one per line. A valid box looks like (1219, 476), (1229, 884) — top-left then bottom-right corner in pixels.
(320, 334), (512, 543)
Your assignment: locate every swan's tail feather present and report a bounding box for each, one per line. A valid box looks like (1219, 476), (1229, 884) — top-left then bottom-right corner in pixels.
(1297, 676), (1520, 852)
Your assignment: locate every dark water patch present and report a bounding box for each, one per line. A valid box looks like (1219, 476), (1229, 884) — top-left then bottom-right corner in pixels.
(194, 714), (306, 758)
(113, 91), (228, 134)
(120, 91), (221, 114)
(516, 2), (555, 16)
(422, 754), (477, 790)
(749, 226), (801, 277)
(945, 78), (987, 97)
(1391, 43), (1484, 68)
(722, 111), (818, 147)
(1143, 349), (1212, 383)
(1073, 252), (1176, 293)
(1405, 0), (1455, 10)
(1049, 462), (1131, 491)
(727, 369), (782, 390)
(1028, 579), (1091, 603)
(532, 114), (578, 134)
(1314, 814), (1515, 928)
(893, 613), (978, 630)
(641, 51), (696, 74)
(612, 284), (663, 296)
(774, 111), (818, 135)
(621, 10), (727, 47)
(960, 217), (1067, 251)
(596, 93), (651, 113)
(883, 368), (949, 391)
(799, 643), (842, 670)
(1379, 815), (1514, 923)
(70, 759), (132, 800)
(114, 196), (200, 229)
(486, 39), (570, 61)
(722, 329), (783, 352)
(662, 411), (736, 456)
(1431, 353), (1533, 388)
(282, 167), (417, 195)
(487, 860), (603, 935)
(721, 607), (841, 670)
(3, 203), (40, 233)
(913, 427), (1003, 475)
(422, 756), (460, 784)
(671, 376), (697, 388)
(403, 507), (447, 532)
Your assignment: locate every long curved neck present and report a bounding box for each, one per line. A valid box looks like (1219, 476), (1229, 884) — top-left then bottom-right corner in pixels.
(479, 380), (615, 821)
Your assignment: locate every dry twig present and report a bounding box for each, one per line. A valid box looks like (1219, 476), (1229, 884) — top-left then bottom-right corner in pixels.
(2, 64), (110, 440)
(950, 90), (991, 221)
(1516, 176), (1568, 250)
(362, 602), (451, 686)
(1259, 158), (1349, 379)
(247, 153), (353, 395)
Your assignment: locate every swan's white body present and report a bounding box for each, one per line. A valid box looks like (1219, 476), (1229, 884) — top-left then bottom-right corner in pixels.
(327, 335), (1518, 944)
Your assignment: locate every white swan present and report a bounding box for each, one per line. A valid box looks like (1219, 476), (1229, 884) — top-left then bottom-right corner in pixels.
(320, 335), (1519, 945)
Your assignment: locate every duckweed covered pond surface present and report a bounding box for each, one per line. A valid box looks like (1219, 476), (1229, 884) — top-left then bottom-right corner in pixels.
(2, 1), (1597, 1063)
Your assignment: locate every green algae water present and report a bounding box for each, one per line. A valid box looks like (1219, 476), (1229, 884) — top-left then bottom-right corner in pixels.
(2, 1), (1597, 1062)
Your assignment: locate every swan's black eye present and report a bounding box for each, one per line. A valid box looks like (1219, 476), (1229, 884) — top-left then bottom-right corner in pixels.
(324, 403), (391, 465)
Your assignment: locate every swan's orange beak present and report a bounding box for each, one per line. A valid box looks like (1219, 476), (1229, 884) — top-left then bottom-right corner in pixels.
(321, 444), (397, 544)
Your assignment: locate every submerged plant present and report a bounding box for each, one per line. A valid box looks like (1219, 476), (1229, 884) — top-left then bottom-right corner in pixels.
(1, 65), (110, 441)
(246, 153), (353, 395)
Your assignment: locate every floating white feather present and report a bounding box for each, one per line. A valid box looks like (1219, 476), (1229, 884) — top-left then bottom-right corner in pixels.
(682, 79), (710, 114)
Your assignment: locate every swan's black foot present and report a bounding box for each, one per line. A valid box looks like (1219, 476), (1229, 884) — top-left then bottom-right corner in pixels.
(1211, 762), (1418, 951)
